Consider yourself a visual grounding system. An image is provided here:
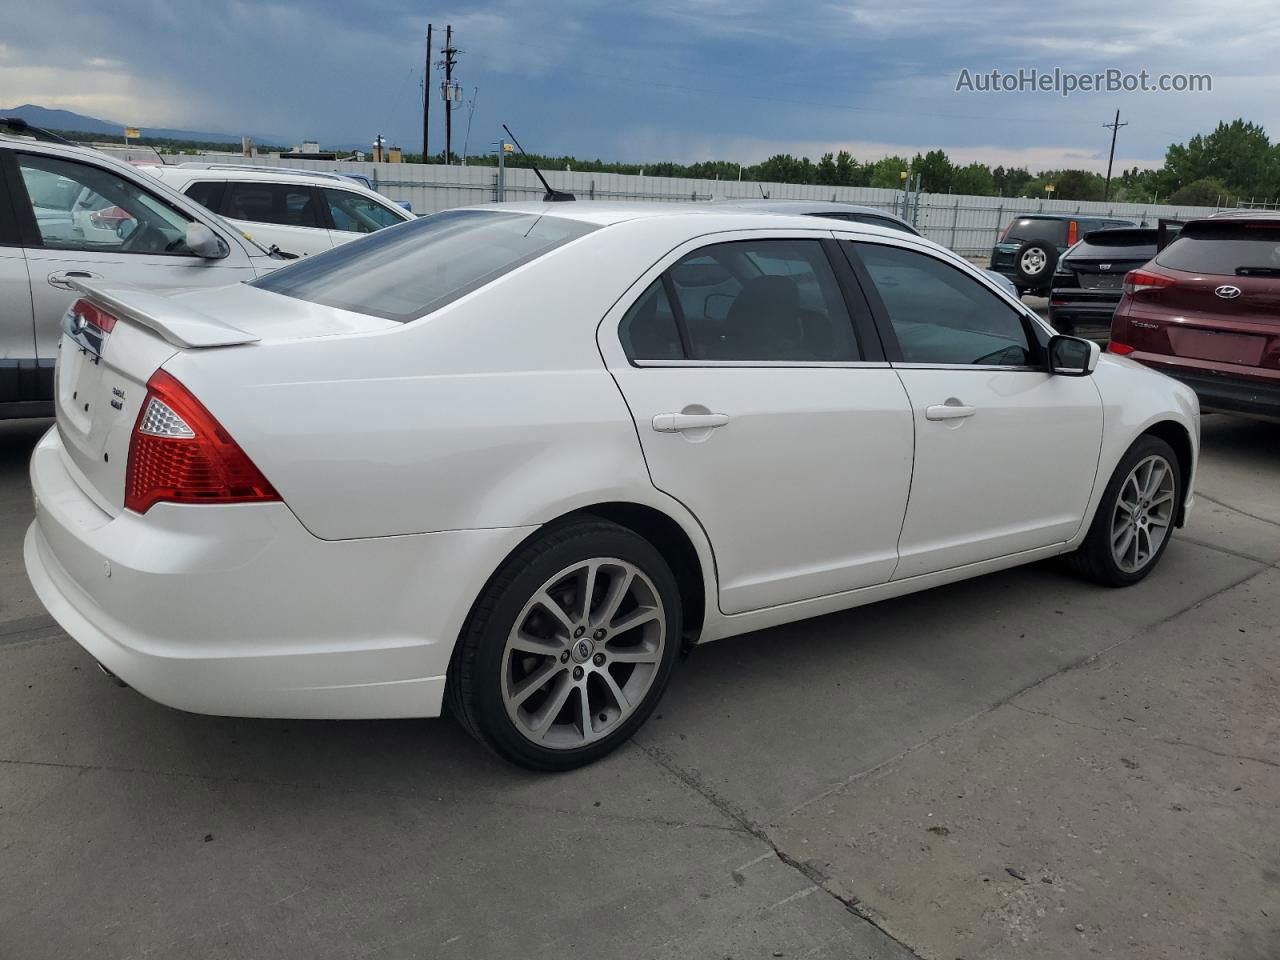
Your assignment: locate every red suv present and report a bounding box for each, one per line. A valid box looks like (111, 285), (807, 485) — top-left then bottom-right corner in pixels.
(1110, 215), (1280, 420)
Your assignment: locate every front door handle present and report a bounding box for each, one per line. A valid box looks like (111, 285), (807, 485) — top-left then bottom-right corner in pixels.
(48, 270), (101, 290)
(925, 402), (976, 421)
(652, 412), (730, 433)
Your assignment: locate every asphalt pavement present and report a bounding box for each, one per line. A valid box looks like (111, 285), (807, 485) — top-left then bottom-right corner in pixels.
(1, 413), (1277, 960)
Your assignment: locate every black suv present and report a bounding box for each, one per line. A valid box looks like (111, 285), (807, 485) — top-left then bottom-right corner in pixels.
(991, 214), (1136, 295)
(1048, 228), (1158, 338)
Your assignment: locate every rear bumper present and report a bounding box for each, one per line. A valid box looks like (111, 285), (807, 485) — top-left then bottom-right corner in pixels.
(24, 427), (533, 718)
(1047, 296), (1119, 331)
(1131, 355), (1280, 419)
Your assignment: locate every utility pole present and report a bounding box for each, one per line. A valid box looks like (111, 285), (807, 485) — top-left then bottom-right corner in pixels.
(422, 24), (432, 161)
(1103, 109), (1128, 202)
(439, 24), (460, 164)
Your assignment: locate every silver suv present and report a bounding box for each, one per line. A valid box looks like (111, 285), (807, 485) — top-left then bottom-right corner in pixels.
(0, 121), (281, 419)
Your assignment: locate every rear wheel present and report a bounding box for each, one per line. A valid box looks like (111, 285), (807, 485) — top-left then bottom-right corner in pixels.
(1013, 240), (1056, 290)
(448, 519), (682, 770)
(1068, 435), (1182, 586)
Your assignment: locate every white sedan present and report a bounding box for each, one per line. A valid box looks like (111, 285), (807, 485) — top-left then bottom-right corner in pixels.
(24, 203), (1199, 769)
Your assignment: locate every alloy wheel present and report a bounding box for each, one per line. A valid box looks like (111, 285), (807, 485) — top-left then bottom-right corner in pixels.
(1110, 454), (1176, 574)
(501, 558), (666, 750)
(1020, 248), (1047, 275)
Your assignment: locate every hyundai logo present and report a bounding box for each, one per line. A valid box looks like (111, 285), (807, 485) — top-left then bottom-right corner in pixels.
(1215, 284), (1242, 299)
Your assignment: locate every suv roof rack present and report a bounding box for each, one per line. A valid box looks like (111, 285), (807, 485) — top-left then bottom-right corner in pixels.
(0, 117), (77, 146)
(174, 162), (360, 183)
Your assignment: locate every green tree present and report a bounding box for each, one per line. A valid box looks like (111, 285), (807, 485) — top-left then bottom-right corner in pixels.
(992, 165), (1033, 196)
(910, 149), (954, 192)
(1164, 120), (1277, 198)
(869, 155), (911, 189)
(950, 162), (995, 196)
(1168, 177), (1230, 206)
(815, 152), (840, 185)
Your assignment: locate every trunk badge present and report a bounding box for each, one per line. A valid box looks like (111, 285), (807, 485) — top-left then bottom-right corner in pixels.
(1215, 285), (1242, 299)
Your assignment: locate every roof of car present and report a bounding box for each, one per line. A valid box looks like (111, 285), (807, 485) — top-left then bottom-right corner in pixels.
(1204, 209), (1280, 223)
(709, 199), (910, 220)
(143, 165), (378, 189)
(461, 200), (924, 232)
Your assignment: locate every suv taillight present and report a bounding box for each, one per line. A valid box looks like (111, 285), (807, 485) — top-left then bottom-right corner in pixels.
(124, 370), (279, 514)
(1123, 269), (1177, 295)
(1067, 220), (1078, 245)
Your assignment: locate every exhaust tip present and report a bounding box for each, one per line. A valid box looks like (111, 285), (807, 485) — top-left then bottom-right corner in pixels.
(95, 661), (129, 688)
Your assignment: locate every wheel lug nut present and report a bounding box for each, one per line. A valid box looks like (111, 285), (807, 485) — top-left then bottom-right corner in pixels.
(593, 628), (606, 641)
(572, 666), (584, 681)
(573, 626), (585, 638)
(560, 651), (570, 663)
(593, 653), (605, 666)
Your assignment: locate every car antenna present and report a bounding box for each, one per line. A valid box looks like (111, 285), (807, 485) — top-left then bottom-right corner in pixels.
(502, 124), (575, 202)
(758, 183), (769, 199)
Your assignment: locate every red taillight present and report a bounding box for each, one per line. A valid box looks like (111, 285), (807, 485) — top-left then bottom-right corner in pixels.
(1123, 269), (1177, 295)
(69, 298), (117, 333)
(124, 370), (279, 514)
(1067, 220), (1078, 245)
(1107, 342), (1136, 355)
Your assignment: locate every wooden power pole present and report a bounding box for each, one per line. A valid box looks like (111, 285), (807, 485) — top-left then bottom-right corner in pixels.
(422, 24), (432, 161)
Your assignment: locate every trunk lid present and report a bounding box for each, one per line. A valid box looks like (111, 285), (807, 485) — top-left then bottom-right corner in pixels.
(56, 281), (395, 515)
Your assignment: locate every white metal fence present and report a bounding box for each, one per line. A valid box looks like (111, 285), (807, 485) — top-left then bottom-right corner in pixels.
(111, 148), (1223, 256)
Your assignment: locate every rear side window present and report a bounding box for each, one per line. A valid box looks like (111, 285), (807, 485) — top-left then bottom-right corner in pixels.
(1156, 223), (1280, 276)
(252, 209), (598, 322)
(628, 239), (860, 362)
(224, 182), (320, 228)
(1004, 219), (1063, 244)
(184, 180), (225, 212)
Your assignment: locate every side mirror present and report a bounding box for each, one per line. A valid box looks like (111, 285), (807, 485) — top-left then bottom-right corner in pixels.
(1048, 334), (1100, 376)
(186, 222), (229, 259)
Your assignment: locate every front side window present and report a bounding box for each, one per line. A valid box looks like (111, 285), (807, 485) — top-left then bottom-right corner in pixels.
(223, 182), (320, 228)
(323, 188), (404, 233)
(252, 209), (597, 323)
(624, 239), (860, 362)
(17, 154), (195, 254)
(854, 242), (1036, 366)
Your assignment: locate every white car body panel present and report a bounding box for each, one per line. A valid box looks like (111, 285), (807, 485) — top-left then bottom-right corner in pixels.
(22, 202), (1201, 720)
(144, 166), (414, 258)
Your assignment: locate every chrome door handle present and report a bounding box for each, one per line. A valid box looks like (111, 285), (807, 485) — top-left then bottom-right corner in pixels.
(652, 412), (730, 433)
(925, 403), (976, 421)
(48, 270), (101, 290)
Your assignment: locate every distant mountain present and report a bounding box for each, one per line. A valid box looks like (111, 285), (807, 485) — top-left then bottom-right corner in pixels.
(0, 104), (294, 148)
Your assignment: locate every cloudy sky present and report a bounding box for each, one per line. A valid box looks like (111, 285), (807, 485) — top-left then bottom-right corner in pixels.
(4, 0), (1279, 171)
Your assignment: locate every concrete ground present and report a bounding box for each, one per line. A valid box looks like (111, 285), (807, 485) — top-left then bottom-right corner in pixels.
(1, 413), (1277, 960)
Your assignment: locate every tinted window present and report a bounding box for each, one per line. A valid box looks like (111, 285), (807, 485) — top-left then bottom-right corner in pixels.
(224, 182), (319, 227)
(662, 239), (859, 361)
(620, 279), (683, 361)
(322, 187), (403, 233)
(856, 243), (1035, 366)
(1004, 218), (1064, 244)
(1069, 230), (1157, 261)
(253, 209), (597, 323)
(16, 154), (195, 254)
(1156, 223), (1280, 276)
(184, 180), (225, 212)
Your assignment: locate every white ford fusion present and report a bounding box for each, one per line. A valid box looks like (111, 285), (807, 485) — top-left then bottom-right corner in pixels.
(24, 202), (1198, 769)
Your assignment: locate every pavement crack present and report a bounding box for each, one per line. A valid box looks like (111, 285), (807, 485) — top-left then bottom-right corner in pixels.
(1008, 703), (1280, 770)
(1196, 493), (1280, 529)
(1174, 534), (1279, 567)
(635, 741), (926, 960)
(784, 561), (1271, 821)
(0, 755), (741, 834)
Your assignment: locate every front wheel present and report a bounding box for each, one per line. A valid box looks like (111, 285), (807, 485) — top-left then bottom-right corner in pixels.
(448, 519), (682, 770)
(1067, 435), (1182, 586)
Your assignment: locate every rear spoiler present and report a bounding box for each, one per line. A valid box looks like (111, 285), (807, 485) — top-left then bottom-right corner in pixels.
(71, 280), (259, 348)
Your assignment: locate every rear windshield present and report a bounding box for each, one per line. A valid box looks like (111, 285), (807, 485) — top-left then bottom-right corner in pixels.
(1155, 223), (1280, 276)
(1071, 229), (1157, 259)
(252, 209), (598, 322)
(1004, 218), (1064, 243)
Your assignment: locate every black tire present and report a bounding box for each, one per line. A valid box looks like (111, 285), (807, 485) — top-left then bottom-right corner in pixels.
(1013, 240), (1057, 287)
(1067, 435), (1182, 587)
(447, 518), (682, 771)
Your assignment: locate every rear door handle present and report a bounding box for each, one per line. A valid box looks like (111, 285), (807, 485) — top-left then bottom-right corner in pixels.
(925, 403), (976, 421)
(48, 270), (101, 290)
(652, 412), (730, 433)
